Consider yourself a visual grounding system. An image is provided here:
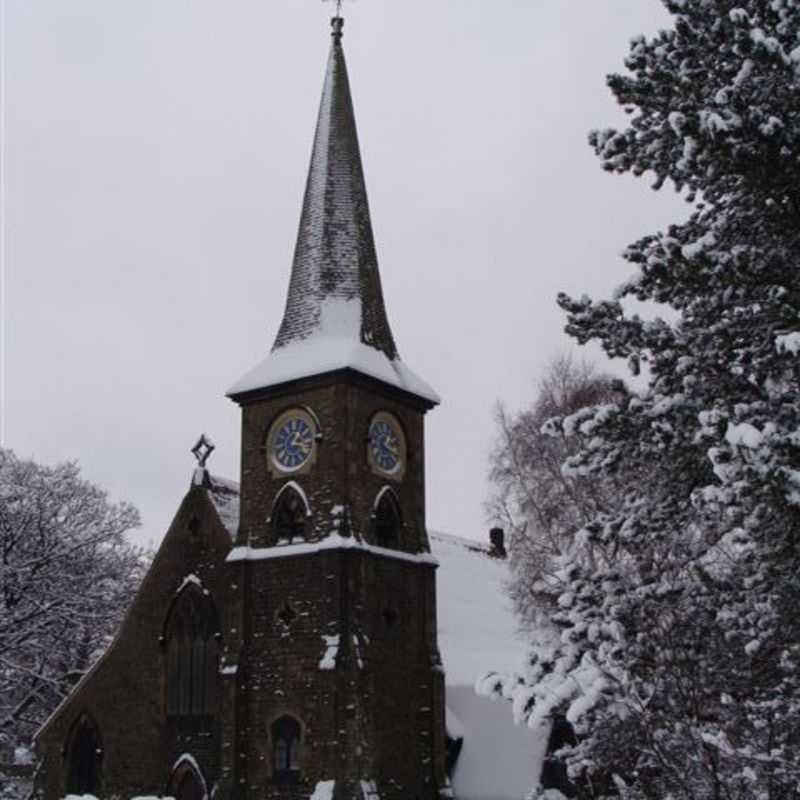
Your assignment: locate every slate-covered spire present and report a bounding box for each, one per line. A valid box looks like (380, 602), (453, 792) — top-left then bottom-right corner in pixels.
(273, 15), (397, 359)
(228, 16), (438, 406)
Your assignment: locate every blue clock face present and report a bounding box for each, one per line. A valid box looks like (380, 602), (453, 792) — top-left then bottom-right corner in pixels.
(273, 415), (315, 471)
(369, 417), (404, 475)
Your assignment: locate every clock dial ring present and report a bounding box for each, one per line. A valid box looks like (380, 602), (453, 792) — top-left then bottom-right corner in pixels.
(368, 412), (406, 480)
(268, 408), (318, 475)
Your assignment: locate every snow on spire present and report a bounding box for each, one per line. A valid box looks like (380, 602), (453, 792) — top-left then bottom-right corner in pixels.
(272, 13), (397, 359)
(228, 17), (439, 406)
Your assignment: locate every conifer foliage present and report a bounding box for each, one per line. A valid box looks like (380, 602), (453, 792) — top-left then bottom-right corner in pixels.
(482, 2), (800, 797)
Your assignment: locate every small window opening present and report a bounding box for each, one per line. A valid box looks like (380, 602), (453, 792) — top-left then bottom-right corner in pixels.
(381, 606), (399, 629)
(273, 488), (307, 543)
(272, 715), (302, 784)
(374, 492), (401, 547)
(65, 715), (101, 796)
(188, 517), (201, 539)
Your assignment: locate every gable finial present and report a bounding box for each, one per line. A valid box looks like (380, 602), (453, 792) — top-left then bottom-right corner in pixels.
(191, 434), (215, 468)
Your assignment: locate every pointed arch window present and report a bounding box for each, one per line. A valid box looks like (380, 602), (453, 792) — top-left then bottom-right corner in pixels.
(167, 757), (207, 800)
(272, 485), (308, 543)
(374, 490), (402, 547)
(65, 714), (101, 796)
(271, 715), (302, 784)
(165, 587), (219, 717)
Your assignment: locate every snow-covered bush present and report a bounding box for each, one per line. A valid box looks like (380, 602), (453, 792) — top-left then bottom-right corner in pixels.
(483, 2), (800, 797)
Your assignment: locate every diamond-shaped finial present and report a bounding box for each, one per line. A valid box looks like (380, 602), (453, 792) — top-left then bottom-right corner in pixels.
(191, 434), (215, 468)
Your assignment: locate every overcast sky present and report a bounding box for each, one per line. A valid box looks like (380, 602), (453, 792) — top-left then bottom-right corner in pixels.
(2, 0), (687, 548)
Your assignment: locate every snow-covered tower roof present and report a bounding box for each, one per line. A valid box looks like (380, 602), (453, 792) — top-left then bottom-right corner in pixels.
(228, 16), (438, 406)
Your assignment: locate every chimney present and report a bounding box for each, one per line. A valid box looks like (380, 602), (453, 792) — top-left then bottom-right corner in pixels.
(489, 527), (506, 558)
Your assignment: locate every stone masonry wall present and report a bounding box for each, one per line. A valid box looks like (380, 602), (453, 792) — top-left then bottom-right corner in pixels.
(36, 485), (232, 800)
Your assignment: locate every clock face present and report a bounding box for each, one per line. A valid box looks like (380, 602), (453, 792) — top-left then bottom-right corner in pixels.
(368, 413), (405, 478)
(269, 410), (317, 473)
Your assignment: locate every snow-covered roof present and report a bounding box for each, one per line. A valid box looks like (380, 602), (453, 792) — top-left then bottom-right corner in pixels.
(429, 531), (528, 686)
(227, 333), (439, 405)
(428, 532), (546, 800)
(206, 473), (240, 539)
(228, 19), (437, 406)
(446, 686), (546, 800)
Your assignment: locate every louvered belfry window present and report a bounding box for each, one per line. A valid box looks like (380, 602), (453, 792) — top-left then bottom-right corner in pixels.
(273, 487), (307, 542)
(375, 492), (401, 546)
(166, 587), (218, 717)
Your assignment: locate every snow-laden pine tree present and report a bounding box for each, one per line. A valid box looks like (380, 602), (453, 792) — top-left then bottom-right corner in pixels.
(481, 3), (800, 798)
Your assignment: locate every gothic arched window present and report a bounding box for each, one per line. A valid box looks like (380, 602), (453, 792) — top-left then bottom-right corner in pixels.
(272, 485), (308, 543)
(271, 715), (302, 784)
(374, 490), (402, 547)
(167, 757), (207, 800)
(165, 587), (219, 717)
(65, 714), (101, 796)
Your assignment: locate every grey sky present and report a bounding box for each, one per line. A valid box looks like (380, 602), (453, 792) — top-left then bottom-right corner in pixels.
(2, 1), (685, 547)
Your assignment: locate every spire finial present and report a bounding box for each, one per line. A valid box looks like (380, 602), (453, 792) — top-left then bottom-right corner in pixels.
(325, 0), (344, 40)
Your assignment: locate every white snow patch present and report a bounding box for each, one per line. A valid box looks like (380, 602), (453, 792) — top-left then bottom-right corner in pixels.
(13, 746), (34, 765)
(776, 332), (800, 354)
(446, 686), (547, 800)
(310, 780), (336, 800)
(271, 481), (312, 518)
(682, 231), (716, 260)
(176, 574), (202, 594)
(207, 474), (240, 539)
(227, 337), (439, 405)
(319, 635), (340, 670)
(725, 422), (764, 449)
(227, 534), (439, 567)
(360, 780), (380, 800)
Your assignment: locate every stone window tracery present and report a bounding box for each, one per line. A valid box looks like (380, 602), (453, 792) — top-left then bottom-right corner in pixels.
(165, 587), (218, 717)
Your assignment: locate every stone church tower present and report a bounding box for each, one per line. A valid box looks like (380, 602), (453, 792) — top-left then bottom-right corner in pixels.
(36, 14), (448, 800)
(220, 14), (446, 800)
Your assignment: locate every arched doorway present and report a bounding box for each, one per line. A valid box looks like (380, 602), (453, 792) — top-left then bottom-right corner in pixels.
(167, 757), (207, 800)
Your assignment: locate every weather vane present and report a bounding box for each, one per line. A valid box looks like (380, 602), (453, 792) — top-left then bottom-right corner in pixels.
(323, 0), (345, 17)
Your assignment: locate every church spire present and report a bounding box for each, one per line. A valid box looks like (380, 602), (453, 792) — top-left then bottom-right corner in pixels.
(272, 14), (397, 359)
(228, 16), (438, 406)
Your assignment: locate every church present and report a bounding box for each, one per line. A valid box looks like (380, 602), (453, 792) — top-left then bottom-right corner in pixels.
(35, 15), (545, 800)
